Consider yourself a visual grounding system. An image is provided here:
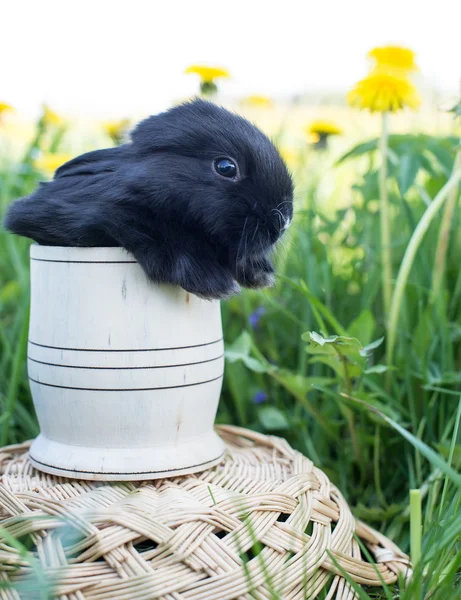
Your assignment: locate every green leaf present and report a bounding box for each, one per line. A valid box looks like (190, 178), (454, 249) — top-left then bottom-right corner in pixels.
(225, 331), (271, 373)
(397, 154), (420, 195)
(308, 355), (362, 379)
(387, 147), (400, 167)
(387, 418), (461, 486)
(360, 336), (384, 357)
(273, 369), (334, 395)
(347, 310), (376, 346)
(304, 331), (363, 357)
(419, 152), (438, 176)
(364, 364), (388, 374)
(243, 356), (269, 373)
(309, 355), (344, 378)
(225, 331), (252, 358)
(352, 171), (379, 202)
(427, 370), (461, 386)
(427, 140), (455, 176)
(336, 139), (379, 164)
(258, 406), (290, 431)
(436, 444), (461, 469)
(338, 390), (401, 422)
(306, 331), (339, 346)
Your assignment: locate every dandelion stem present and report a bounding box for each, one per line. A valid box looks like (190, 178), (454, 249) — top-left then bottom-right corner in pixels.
(379, 112), (392, 322)
(386, 166), (461, 371)
(431, 146), (461, 302)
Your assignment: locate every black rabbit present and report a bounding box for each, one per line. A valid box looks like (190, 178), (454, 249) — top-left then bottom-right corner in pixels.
(4, 99), (293, 299)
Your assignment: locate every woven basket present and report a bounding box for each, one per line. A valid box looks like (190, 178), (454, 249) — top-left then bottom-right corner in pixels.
(0, 426), (410, 599)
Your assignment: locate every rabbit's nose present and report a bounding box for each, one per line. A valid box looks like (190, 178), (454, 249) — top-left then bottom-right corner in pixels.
(283, 217), (291, 230)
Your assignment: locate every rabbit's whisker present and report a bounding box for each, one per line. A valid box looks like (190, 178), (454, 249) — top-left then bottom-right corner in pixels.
(277, 200), (292, 209)
(272, 208), (286, 230)
(236, 216), (249, 278)
(251, 220), (260, 243)
(243, 228), (250, 283)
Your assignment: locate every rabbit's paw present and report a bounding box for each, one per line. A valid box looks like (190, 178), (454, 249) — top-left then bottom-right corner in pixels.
(174, 255), (240, 300)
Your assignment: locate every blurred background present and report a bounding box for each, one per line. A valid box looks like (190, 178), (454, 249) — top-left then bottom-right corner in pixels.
(1, 0), (460, 162)
(2, 0), (460, 114)
(1, 2), (461, 598)
(2, 1), (460, 119)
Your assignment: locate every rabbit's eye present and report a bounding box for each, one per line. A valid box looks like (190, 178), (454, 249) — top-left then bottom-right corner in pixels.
(213, 157), (238, 179)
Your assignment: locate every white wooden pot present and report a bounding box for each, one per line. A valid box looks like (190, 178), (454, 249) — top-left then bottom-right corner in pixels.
(28, 245), (226, 480)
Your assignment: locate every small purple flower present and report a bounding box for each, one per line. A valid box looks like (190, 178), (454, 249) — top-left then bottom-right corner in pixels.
(252, 390), (268, 404)
(248, 306), (266, 330)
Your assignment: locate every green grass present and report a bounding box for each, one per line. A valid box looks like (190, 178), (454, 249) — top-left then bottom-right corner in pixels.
(1, 113), (461, 598)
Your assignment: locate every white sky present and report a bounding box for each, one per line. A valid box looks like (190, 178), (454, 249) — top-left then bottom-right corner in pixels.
(2, 0), (460, 118)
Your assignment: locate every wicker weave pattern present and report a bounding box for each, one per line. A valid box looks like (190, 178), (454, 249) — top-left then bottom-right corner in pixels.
(0, 426), (410, 599)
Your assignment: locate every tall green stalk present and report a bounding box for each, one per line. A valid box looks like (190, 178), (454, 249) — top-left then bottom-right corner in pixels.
(431, 146), (461, 302)
(379, 112), (392, 321)
(387, 167), (461, 370)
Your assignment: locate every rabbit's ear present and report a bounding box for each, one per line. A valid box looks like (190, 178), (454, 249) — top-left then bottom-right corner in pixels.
(55, 146), (128, 179)
(130, 99), (218, 154)
(129, 113), (178, 153)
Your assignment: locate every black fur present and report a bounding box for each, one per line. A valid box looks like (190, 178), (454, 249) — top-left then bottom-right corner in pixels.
(4, 100), (293, 299)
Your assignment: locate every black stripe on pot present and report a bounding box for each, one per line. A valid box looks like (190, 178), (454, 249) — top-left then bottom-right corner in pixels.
(27, 353), (225, 370)
(28, 373), (223, 392)
(30, 258), (137, 264)
(29, 452), (226, 475)
(28, 337), (224, 352)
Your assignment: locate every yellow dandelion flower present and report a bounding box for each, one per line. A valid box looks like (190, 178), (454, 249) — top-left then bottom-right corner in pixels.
(185, 65), (230, 96)
(103, 119), (130, 144)
(243, 95), (273, 108)
(347, 72), (421, 113)
(0, 102), (14, 125)
(368, 45), (418, 73)
(185, 65), (230, 83)
(41, 104), (63, 127)
(34, 153), (72, 176)
(0, 102), (14, 115)
(306, 120), (343, 137)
